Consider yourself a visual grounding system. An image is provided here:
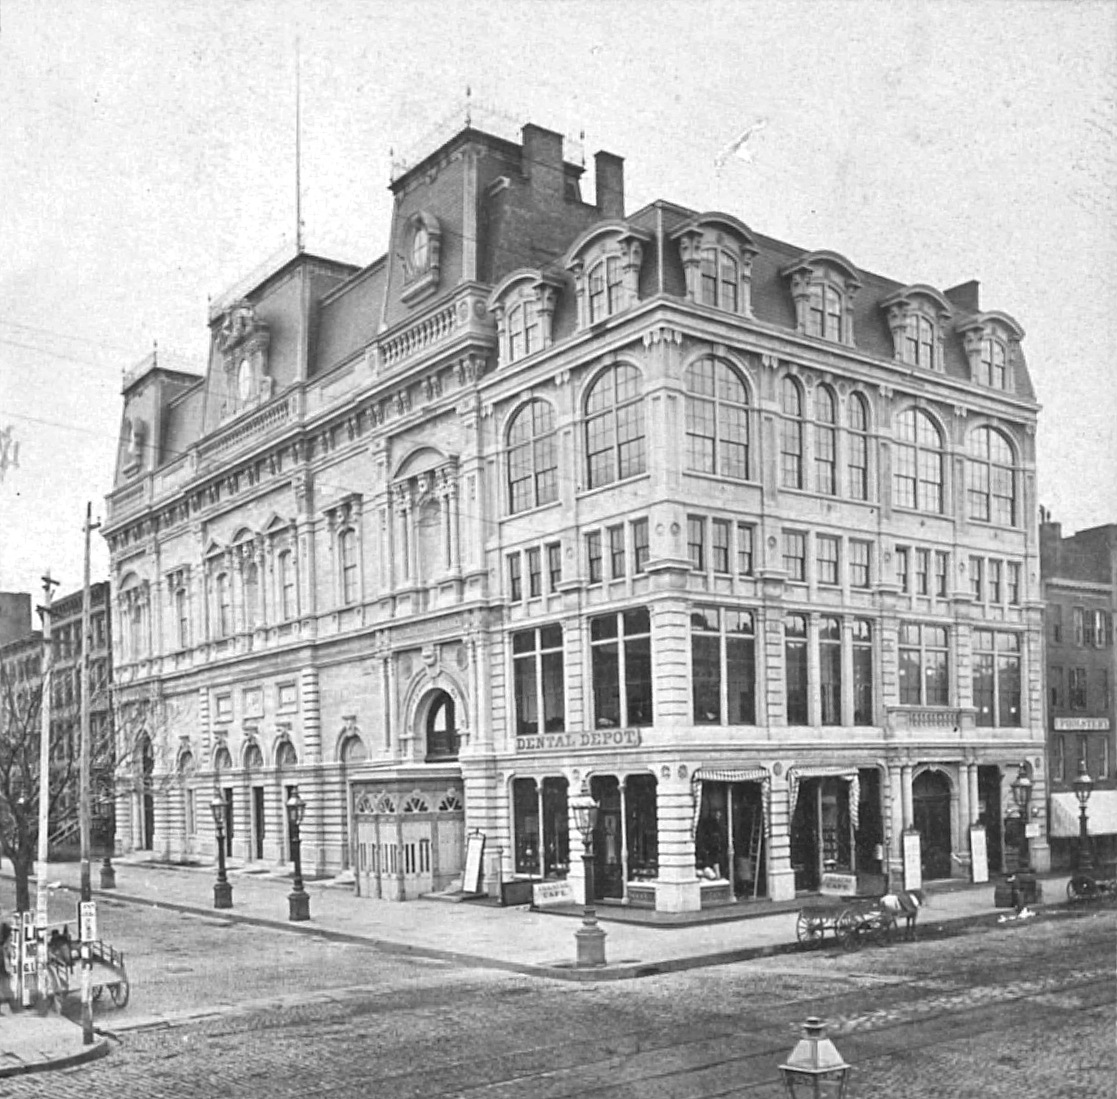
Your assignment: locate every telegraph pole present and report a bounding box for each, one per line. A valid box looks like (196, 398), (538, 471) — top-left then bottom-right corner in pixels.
(36, 570), (59, 1011)
(79, 503), (99, 1044)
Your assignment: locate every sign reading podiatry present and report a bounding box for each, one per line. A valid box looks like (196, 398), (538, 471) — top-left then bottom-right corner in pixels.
(969, 824), (989, 884)
(80, 901), (97, 943)
(462, 831), (485, 895)
(532, 880), (575, 908)
(819, 872), (858, 897)
(516, 728), (642, 753)
(902, 830), (922, 892)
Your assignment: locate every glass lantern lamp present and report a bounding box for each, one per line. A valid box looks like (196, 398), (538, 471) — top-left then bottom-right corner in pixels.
(779, 1017), (851, 1098)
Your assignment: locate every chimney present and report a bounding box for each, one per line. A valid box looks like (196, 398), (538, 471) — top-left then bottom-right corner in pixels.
(522, 123), (565, 201)
(1039, 511), (1063, 577)
(595, 151), (625, 218)
(944, 280), (980, 313)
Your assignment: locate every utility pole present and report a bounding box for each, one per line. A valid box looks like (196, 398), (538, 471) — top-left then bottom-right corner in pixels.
(79, 503), (99, 1044)
(36, 570), (59, 1010)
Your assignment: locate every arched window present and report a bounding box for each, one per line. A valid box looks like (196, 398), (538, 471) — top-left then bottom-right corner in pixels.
(979, 338), (1008, 388)
(216, 573), (231, 638)
(808, 284), (843, 341)
(244, 561), (259, 629)
(819, 616), (842, 725)
(893, 409), (943, 513)
(339, 735), (365, 764)
(684, 358), (750, 479)
(244, 743), (264, 771)
(814, 385), (837, 495)
(175, 587), (189, 649)
(426, 692), (459, 761)
(411, 224), (430, 272)
(507, 400), (558, 513)
(279, 550), (296, 621)
(847, 392), (869, 501)
(585, 365), (645, 488)
(906, 315), (935, 367)
(968, 427), (1016, 526)
(276, 740), (298, 769)
(700, 247), (739, 312)
(780, 378), (804, 489)
(587, 255), (623, 323)
(506, 298), (539, 362)
(339, 529), (358, 605)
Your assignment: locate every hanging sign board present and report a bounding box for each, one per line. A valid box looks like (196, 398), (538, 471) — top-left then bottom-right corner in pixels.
(969, 824), (989, 884)
(902, 830), (922, 892)
(532, 880), (575, 908)
(79, 901), (97, 943)
(462, 831), (485, 895)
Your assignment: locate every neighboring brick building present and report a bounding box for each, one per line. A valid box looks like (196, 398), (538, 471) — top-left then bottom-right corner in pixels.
(102, 118), (1048, 910)
(1041, 515), (1117, 869)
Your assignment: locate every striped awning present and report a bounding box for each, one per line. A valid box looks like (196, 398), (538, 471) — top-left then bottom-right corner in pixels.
(787, 766), (861, 832)
(1049, 791), (1117, 837)
(691, 767), (770, 840)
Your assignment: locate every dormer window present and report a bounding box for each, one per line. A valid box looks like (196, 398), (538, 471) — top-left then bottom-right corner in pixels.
(564, 222), (651, 330)
(487, 270), (561, 365)
(781, 251), (860, 346)
(959, 311), (1024, 392)
(882, 285), (951, 371)
(671, 213), (757, 316)
(216, 300), (272, 421)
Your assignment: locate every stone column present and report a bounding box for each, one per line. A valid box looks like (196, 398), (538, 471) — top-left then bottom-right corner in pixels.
(767, 772), (796, 902)
(654, 766), (701, 912)
(901, 763), (914, 830)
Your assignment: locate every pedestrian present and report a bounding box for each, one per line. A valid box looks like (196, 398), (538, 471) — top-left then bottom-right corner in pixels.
(0, 921), (14, 1014)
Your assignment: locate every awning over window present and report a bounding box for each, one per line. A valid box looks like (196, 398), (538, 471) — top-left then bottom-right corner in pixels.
(1049, 791), (1117, 837)
(787, 766), (861, 832)
(690, 767), (770, 839)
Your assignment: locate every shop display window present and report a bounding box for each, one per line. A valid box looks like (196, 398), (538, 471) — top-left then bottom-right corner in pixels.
(625, 774), (658, 881)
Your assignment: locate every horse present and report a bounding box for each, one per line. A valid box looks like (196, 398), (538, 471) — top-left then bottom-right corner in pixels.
(879, 889), (926, 941)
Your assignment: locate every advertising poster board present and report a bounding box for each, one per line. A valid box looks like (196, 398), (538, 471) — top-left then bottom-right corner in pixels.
(463, 831), (485, 894)
(902, 830), (922, 892)
(969, 824), (989, 884)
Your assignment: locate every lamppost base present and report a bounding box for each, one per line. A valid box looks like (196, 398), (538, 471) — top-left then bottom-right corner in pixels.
(575, 924), (607, 968)
(213, 881), (233, 909)
(288, 889), (310, 922)
(99, 860), (116, 890)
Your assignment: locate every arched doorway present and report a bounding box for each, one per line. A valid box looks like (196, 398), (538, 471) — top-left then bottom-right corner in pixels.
(425, 691), (459, 761)
(140, 736), (154, 851)
(245, 743), (264, 860)
(276, 740), (298, 864)
(913, 770), (953, 880)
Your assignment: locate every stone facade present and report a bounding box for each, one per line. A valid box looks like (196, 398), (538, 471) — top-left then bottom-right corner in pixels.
(101, 120), (1048, 909)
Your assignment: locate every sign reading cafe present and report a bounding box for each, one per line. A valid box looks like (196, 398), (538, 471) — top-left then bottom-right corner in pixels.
(516, 728), (643, 753)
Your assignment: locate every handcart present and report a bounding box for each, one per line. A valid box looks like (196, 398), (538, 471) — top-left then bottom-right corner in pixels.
(39, 925), (129, 1012)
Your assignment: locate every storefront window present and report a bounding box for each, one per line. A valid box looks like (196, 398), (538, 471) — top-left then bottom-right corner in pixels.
(625, 774), (658, 881)
(853, 619), (873, 725)
(512, 624), (565, 735)
(541, 777), (569, 878)
(512, 778), (540, 875)
(819, 617), (841, 725)
(513, 776), (569, 879)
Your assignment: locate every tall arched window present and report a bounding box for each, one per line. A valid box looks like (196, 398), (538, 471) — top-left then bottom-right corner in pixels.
(279, 550), (296, 621)
(587, 255), (623, 322)
(684, 358), (750, 479)
(507, 400), (558, 513)
(700, 247), (739, 312)
(847, 392), (869, 500)
(585, 365), (645, 488)
(338, 529), (358, 604)
(426, 692), (459, 761)
(968, 427), (1017, 526)
(814, 385), (837, 495)
(780, 377), (804, 489)
(216, 573), (231, 638)
(808, 284), (843, 340)
(893, 409), (944, 513)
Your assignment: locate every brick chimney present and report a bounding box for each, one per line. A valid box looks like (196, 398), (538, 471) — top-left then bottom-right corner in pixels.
(945, 280), (980, 313)
(595, 151), (625, 218)
(522, 124), (565, 203)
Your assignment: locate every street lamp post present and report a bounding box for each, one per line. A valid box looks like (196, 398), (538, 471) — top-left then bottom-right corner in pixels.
(210, 792), (232, 909)
(1010, 762), (1034, 872)
(779, 1016), (851, 1098)
(569, 778), (606, 968)
(286, 788), (310, 922)
(1072, 760), (1095, 876)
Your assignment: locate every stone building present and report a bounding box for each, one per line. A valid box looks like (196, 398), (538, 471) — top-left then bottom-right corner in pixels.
(101, 119), (1048, 910)
(1040, 516), (1116, 869)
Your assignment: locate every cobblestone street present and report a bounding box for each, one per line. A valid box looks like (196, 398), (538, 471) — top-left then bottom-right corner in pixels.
(0, 882), (1112, 1098)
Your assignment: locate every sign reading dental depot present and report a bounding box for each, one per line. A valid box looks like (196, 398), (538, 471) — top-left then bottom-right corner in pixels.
(516, 728), (643, 753)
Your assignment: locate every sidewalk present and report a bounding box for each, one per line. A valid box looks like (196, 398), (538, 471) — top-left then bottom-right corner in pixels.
(0, 857), (1078, 1077)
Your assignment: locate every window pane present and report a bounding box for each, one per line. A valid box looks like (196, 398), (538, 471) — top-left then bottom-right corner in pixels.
(726, 635), (756, 724)
(692, 634), (721, 723)
(625, 636), (653, 726)
(592, 641), (620, 727)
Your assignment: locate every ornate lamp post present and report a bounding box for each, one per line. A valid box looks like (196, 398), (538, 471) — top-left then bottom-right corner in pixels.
(1010, 762), (1034, 872)
(569, 778), (606, 968)
(210, 791), (232, 909)
(779, 1016), (851, 1098)
(286, 788), (310, 922)
(1072, 760), (1094, 876)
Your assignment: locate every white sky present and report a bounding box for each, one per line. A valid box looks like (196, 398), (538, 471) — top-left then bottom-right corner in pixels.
(1, 0), (1115, 598)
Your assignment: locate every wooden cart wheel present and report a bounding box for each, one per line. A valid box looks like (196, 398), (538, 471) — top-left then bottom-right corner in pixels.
(835, 910), (861, 951)
(1067, 874), (1097, 901)
(109, 975), (130, 1009)
(796, 911), (823, 947)
(92, 985), (104, 1001)
(869, 912), (895, 947)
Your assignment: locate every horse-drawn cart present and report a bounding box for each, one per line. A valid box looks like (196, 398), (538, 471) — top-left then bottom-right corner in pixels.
(39, 925), (129, 1013)
(795, 877), (925, 952)
(1066, 862), (1117, 904)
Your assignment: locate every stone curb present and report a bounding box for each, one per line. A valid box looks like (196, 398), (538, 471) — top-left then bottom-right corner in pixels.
(0, 1030), (110, 1079)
